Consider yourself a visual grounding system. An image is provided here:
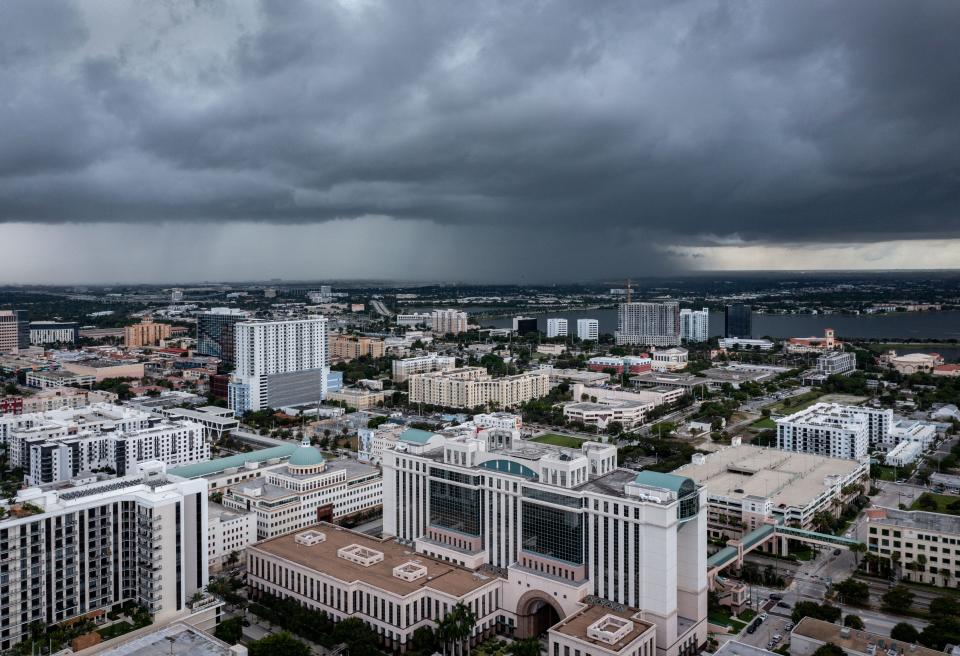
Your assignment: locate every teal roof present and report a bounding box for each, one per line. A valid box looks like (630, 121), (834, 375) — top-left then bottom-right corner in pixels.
(479, 459), (538, 479)
(169, 443), (299, 479)
(708, 546), (738, 568)
(289, 445), (325, 467)
(400, 428), (438, 445)
(634, 471), (696, 495)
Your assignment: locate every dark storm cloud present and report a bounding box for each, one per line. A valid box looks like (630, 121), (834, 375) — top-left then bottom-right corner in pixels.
(1, 0), (959, 254)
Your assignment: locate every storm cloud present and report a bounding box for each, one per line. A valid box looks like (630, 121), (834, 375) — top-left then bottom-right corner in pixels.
(1, 0), (959, 281)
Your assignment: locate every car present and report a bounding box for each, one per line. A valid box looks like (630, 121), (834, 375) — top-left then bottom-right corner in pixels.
(777, 601), (791, 608)
(770, 593), (783, 600)
(774, 634), (783, 642)
(760, 613), (768, 621)
(833, 548), (841, 555)
(786, 623), (795, 631)
(747, 626), (756, 635)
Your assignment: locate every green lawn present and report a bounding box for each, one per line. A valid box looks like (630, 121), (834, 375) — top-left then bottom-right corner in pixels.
(751, 417), (777, 429)
(97, 622), (134, 641)
(912, 492), (960, 514)
(765, 390), (824, 415)
(739, 609), (757, 622)
(531, 433), (587, 448)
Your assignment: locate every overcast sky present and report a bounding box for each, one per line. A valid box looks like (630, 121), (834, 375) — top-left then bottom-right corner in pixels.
(2, 0), (959, 284)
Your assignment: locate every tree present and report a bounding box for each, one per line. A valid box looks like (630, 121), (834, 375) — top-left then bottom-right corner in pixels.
(332, 618), (380, 656)
(248, 632), (310, 656)
(213, 617), (244, 644)
(915, 493), (939, 511)
(891, 623), (920, 643)
(844, 614), (865, 630)
(813, 644), (846, 656)
(929, 595), (960, 617)
(793, 601), (842, 624)
(410, 626), (440, 656)
(882, 585), (915, 613)
(919, 616), (960, 651)
(850, 542), (868, 567)
(833, 578), (870, 606)
(507, 639), (542, 656)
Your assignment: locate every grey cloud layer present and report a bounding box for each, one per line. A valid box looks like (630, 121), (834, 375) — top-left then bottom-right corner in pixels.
(2, 0), (959, 251)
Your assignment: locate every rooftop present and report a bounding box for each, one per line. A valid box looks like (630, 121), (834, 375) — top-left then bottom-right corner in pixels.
(869, 506), (960, 534)
(551, 605), (654, 653)
(712, 641), (779, 656)
(251, 523), (498, 596)
(96, 623), (237, 656)
(793, 617), (946, 656)
(673, 444), (864, 509)
(169, 443), (299, 479)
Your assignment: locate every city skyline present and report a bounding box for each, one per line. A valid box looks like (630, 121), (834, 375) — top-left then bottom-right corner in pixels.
(2, 1), (960, 282)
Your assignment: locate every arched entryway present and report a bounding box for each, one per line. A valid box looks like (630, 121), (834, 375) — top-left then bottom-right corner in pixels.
(516, 591), (564, 639)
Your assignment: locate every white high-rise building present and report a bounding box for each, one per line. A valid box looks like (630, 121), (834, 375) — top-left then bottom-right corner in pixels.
(431, 309), (469, 335)
(228, 317), (329, 415)
(577, 318), (599, 341)
(0, 462), (208, 650)
(679, 308), (709, 343)
(616, 302), (681, 346)
(546, 318), (568, 338)
(775, 402), (890, 461)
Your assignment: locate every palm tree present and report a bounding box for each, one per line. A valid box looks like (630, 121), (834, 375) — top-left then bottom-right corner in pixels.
(851, 542), (867, 568)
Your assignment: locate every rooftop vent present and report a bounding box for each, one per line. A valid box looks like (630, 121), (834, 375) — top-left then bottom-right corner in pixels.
(393, 561), (428, 582)
(337, 544), (384, 567)
(295, 530), (326, 546)
(587, 615), (634, 645)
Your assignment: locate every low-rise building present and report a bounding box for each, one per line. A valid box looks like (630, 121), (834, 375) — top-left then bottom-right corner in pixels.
(866, 507), (960, 587)
(651, 348), (688, 372)
(208, 501), (257, 573)
(327, 387), (390, 410)
(63, 358), (145, 382)
(20, 386), (117, 412)
(631, 371), (707, 395)
(674, 444), (867, 545)
(884, 440), (923, 466)
(883, 350), (944, 374)
(392, 353), (457, 382)
(25, 370), (96, 389)
(791, 617), (946, 656)
(169, 443), (300, 492)
(474, 412), (523, 431)
(716, 338), (774, 351)
(785, 329), (839, 354)
(588, 356), (652, 375)
(544, 368), (611, 387)
(222, 440), (382, 539)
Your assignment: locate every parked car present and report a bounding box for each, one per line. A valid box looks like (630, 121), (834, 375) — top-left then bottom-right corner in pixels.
(833, 548), (842, 555)
(786, 622), (795, 631)
(747, 625), (756, 635)
(770, 593), (783, 600)
(760, 613), (768, 621)
(777, 601), (791, 608)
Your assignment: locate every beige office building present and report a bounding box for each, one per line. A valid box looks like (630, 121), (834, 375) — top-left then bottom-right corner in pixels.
(408, 367), (551, 409)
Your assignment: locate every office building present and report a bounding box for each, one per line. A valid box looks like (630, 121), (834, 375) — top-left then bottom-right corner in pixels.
(222, 439), (382, 539)
(227, 317), (329, 415)
(723, 304), (751, 339)
(775, 403), (892, 461)
(651, 348), (688, 372)
(196, 308), (251, 370)
(615, 302), (680, 347)
(817, 351), (856, 375)
(28, 322), (79, 345)
(546, 318), (568, 338)
(474, 412), (523, 431)
(679, 309), (709, 343)
(208, 501), (257, 573)
(791, 617), (945, 656)
(563, 397), (653, 430)
(330, 334), (386, 361)
(0, 462), (207, 650)
(785, 329), (838, 354)
(124, 317), (172, 348)
(716, 338), (774, 351)
(866, 506), (960, 587)
(326, 387), (390, 410)
(63, 359), (145, 382)
(392, 354), (457, 383)
(382, 431), (707, 655)
(577, 319), (599, 341)
(674, 444), (866, 545)
(431, 309), (469, 335)
(513, 316), (538, 336)
(544, 368), (610, 387)
(395, 313), (433, 327)
(0, 309), (29, 354)
(588, 356), (652, 375)
(408, 367), (551, 409)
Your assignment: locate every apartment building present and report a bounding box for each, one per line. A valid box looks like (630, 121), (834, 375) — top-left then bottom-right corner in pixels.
(124, 317), (172, 348)
(222, 440), (382, 539)
(0, 462), (207, 650)
(392, 354), (457, 382)
(382, 431), (707, 655)
(679, 309), (709, 343)
(208, 501), (257, 573)
(431, 309), (469, 335)
(330, 334), (386, 361)
(196, 308), (252, 370)
(576, 319), (599, 341)
(866, 507), (960, 587)
(776, 403), (892, 460)
(20, 387), (117, 413)
(408, 367), (551, 409)
(28, 322), (79, 345)
(227, 317), (329, 415)
(674, 444), (867, 545)
(547, 318), (569, 338)
(0, 310), (30, 354)
(615, 302), (680, 347)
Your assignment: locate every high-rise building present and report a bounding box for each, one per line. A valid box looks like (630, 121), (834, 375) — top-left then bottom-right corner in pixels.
(724, 304), (752, 339)
(0, 462), (207, 650)
(577, 318), (599, 341)
(28, 322), (80, 345)
(615, 302), (680, 346)
(382, 431), (708, 652)
(0, 309), (29, 354)
(513, 316), (538, 335)
(170, 288), (184, 303)
(196, 307), (251, 370)
(679, 308), (709, 343)
(227, 317), (329, 415)
(546, 318), (568, 338)
(431, 309), (469, 335)
(124, 316), (172, 348)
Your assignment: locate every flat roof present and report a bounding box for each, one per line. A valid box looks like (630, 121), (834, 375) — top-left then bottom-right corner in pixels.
(552, 604), (654, 653)
(673, 444), (863, 509)
(169, 444), (299, 479)
(870, 506), (960, 534)
(713, 641), (778, 656)
(96, 623), (233, 656)
(793, 617), (946, 656)
(251, 523), (497, 597)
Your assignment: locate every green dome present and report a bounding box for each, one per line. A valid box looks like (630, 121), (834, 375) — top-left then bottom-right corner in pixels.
(289, 444), (325, 467)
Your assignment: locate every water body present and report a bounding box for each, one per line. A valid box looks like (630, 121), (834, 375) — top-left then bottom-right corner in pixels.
(476, 308), (960, 350)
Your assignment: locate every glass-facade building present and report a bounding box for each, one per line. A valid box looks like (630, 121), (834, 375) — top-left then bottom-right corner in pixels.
(196, 309), (250, 370)
(724, 303), (752, 338)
